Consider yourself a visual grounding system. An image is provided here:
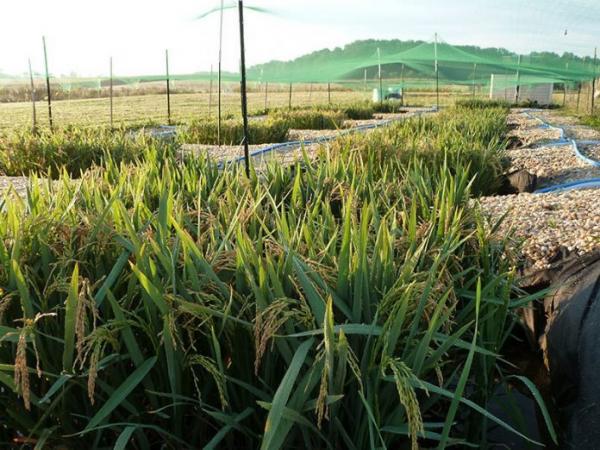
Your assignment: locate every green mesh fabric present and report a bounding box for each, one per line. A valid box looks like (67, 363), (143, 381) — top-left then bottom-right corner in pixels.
(2, 39), (597, 92)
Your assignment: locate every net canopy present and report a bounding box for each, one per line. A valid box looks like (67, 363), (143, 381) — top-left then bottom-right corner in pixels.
(3, 38), (592, 93)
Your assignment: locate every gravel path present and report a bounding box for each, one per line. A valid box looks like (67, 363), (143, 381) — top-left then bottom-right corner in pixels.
(481, 109), (600, 270)
(507, 143), (599, 187)
(479, 190), (600, 271)
(535, 110), (600, 141)
(579, 142), (600, 161)
(179, 144), (271, 162)
(0, 177), (30, 200)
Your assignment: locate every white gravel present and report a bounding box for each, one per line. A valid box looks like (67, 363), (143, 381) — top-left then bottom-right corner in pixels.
(481, 109), (600, 270)
(507, 143), (600, 187)
(0, 177), (31, 200)
(479, 189), (600, 271)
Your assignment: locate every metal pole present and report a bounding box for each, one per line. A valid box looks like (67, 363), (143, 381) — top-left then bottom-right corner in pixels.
(592, 47), (597, 114)
(288, 82), (293, 110)
(472, 63), (477, 99)
(218, 0), (224, 146)
(400, 63), (405, 106)
(209, 64), (213, 117)
(42, 36), (53, 130)
(264, 81), (268, 110)
(377, 47), (383, 105)
(434, 33), (439, 110)
(515, 54), (522, 104)
(238, 0), (251, 177)
(109, 57), (114, 128)
(28, 59), (37, 132)
(165, 49), (171, 125)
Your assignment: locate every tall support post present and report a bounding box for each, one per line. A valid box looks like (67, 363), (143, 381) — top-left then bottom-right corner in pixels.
(364, 68), (367, 93)
(563, 83), (567, 107)
(434, 33), (439, 110)
(472, 63), (478, 99)
(592, 47), (597, 114)
(400, 63), (405, 106)
(218, 0), (225, 145)
(377, 47), (383, 105)
(264, 81), (268, 110)
(577, 82), (582, 112)
(42, 36), (53, 130)
(28, 59), (37, 132)
(288, 82), (293, 110)
(209, 64), (214, 117)
(515, 54), (522, 104)
(328, 82), (331, 104)
(165, 49), (171, 125)
(238, 0), (251, 177)
(109, 57), (114, 128)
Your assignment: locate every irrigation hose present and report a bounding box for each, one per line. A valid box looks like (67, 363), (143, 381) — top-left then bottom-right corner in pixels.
(521, 109), (600, 193)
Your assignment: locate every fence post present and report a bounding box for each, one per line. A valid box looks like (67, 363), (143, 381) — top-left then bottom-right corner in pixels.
(165, 49), (171, 125)
(434, 33), (439, 109)
(288, 83), (293, 110)
(28, 59), (37, 132)
(592, 47), (597, 114)
(328, 82), (331, 105)
(238, 0), (251, 177)
(42, 36), (53, 130)
(109, 57), (114, 128)
(209, 64), (213, 117)
(264, 81), (268, 111)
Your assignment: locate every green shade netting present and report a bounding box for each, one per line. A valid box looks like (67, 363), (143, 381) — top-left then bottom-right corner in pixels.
(2, 40), (597, 91)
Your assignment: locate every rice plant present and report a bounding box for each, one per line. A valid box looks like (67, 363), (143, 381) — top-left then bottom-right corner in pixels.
(0, 106), (553, 449)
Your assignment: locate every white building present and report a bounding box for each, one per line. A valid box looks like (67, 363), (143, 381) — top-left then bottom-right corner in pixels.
(489, 74), (554, 105)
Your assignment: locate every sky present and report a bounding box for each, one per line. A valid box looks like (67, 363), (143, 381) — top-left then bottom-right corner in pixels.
(0, 0), (599, 77)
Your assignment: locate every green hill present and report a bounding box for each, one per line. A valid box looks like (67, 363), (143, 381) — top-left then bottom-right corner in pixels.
(248, 39), (597, 84)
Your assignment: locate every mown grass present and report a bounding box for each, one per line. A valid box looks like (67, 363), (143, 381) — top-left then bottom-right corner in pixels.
(0, 106), (556, 449)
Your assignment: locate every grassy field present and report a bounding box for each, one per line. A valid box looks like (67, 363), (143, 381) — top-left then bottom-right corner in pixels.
(0, 103), (556, 449)
(0, 88), (486, 130)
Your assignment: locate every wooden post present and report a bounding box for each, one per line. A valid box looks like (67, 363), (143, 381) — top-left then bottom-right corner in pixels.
(288, 82), (293, 110)
(563, 83), (567, 107)
(28, 59), (37, 132)
(209, 64), (213, 117)
(109, 57), (114, 128)
(238, 0), (251, 177)
(165, 49), (171, 125)
(42, 36), (53, 130)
